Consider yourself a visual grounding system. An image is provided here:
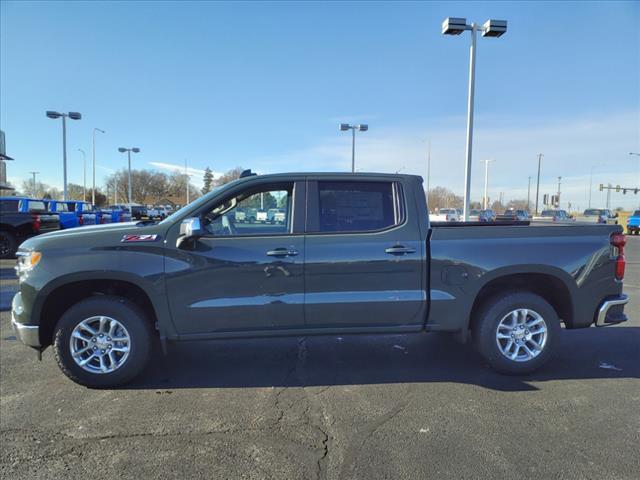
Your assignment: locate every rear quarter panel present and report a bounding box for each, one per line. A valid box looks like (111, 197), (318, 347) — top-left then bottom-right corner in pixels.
(428, 224), (624, 332)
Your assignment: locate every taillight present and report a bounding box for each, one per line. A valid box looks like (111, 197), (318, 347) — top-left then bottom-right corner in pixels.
(32, 214), (41, 233)
(100, 216), (106, 224)
(611, 233), (626, 281)
(79, 215), (84, 226)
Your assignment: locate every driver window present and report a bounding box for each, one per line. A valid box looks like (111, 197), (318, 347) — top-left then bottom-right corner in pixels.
(204, 184), (293, 237)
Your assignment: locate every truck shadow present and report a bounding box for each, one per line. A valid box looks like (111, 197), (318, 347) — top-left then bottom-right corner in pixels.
(128, 326), (640, 392)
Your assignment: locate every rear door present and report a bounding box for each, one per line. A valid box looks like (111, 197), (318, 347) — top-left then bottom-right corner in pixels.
(303, 178), (426, 329)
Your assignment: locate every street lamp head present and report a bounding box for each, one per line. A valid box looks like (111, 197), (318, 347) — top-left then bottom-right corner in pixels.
(442, 17), (468, 35)
(132, 148), (140, 153)
(339, 123), (351, 131)
(356, 124), (368, 132)
(46, 111), (62, 119)
(68, 112), (82, 120)
(481, 19), (507, 37)
(95, 128), (105, 134)
(118, 147), (127, 153)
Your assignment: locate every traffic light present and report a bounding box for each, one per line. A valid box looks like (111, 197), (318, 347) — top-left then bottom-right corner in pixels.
(616, 185), (621, 192)
(599, 184), (604, 191)
(543, 194), (549, 205)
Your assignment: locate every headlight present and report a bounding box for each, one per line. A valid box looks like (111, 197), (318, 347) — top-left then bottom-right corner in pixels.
(16, 251), (42, 273)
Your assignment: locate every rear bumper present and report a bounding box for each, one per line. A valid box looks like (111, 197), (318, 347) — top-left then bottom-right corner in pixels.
(596, 294), (629, 327)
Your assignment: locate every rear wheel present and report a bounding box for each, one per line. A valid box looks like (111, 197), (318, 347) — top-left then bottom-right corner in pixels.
(0, 231), (17, 259)
(473, 292), (561, 374)
(53, 296), (154, 388)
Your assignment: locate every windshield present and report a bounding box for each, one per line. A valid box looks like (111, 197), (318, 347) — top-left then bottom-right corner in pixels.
(634, 210), (640, 216)
(584, 209), (603, 216)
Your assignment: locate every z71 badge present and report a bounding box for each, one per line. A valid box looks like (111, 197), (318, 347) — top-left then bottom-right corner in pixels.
(121, 234), (160, 243)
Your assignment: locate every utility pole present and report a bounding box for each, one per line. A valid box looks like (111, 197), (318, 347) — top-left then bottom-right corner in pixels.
(29, 171), (39, 197)
(527, 176), (531, 212)
(556, 176), (562, 208)
(606, 183), (611, 209)
(534, 153), (543, 215)
(78, 148), (86, 201)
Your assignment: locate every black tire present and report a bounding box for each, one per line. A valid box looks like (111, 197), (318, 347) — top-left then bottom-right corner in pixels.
(472, 291), (561, 374)
(0, 231), (18, 259)
(53, 296), (154, 388)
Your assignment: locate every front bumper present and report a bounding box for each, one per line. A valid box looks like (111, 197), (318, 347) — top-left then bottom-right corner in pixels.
(10, 293), (41, 348)
(595, 294), (629, 327)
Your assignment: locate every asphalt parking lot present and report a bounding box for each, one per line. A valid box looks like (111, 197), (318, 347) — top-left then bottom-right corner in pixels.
(1, 238), (638, 480)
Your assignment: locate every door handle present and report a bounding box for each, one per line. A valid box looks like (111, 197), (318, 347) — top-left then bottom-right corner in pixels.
(266, 248), (299, 257)
(385, 245), (416, 255)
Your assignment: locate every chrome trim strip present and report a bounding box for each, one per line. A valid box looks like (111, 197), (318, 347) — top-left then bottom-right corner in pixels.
(596, 294), (629, 327)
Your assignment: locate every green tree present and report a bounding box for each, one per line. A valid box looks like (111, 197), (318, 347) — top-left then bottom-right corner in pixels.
(202, 167), (214, 194)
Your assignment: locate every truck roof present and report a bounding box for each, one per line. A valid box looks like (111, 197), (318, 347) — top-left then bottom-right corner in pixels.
(231, 171), (424, 184)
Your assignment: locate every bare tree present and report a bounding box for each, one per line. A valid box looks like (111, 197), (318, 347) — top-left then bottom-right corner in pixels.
(426, 186), (463, 211)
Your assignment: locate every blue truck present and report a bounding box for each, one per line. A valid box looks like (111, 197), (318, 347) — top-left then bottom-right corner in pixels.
(627, 210), (640, 235)
(46, 200), (80, 229)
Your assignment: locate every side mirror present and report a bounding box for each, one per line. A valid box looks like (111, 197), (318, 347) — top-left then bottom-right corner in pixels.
(177, 217), (203, 248)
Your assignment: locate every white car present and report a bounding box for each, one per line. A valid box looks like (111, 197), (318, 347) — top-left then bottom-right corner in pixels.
(148, 206), (173, 219)
(431, 208), (460, 222)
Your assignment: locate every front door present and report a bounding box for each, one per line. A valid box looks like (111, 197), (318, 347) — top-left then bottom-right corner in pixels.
(303, 179), (425, 329)
(165, 181), (305, 335)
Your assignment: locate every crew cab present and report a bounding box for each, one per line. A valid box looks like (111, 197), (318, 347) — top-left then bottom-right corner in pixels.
(11, 172), (629, 388)
(0, 197), (59, 258)
(533, 209), (574, 223)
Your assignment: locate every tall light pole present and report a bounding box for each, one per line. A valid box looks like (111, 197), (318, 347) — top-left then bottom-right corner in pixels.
(442, 18), (507, 221)
(92, 128), (105, 205)
(28, 171), (39, 197)
(527, 176), (531, 212)
(118, 147), (140, 212)
(442, 17), (507, 222)
(534, 153), (544, 215)
(340, 123), (368, 172)
(46, 111), (82, 200)
(482, 159), (494, 209)
(78, 148), (86, 201)
(184, 158), (192, 205)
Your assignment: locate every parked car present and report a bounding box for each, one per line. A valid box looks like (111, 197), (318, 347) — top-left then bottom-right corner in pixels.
(10, 172), (629, 387)
(533, 209), (574, 223)
(578, 208), (618, 224)
(0, 197), (59, 258)
(46, 200), (79, 229)
(497, 209), (529, 222)
(267, 208), (286, 224)
(627, 210), (640, 235)
(107, 205), (133, 223)
(148, 206), (172, 220)
(130, 205), (147, 220)
(431, 208), (460, 222)
(256, 209), (268, 223)
(469, 209), (496, 222)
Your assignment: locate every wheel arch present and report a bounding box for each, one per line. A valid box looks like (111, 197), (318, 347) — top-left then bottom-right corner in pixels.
(34, 272), (164, 348)
(468, 269), (576, 332)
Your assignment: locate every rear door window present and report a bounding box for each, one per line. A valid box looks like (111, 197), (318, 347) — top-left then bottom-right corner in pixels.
(311, 181), (401, 233)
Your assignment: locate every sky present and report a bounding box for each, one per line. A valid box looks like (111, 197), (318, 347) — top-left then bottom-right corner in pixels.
(1, 0), (639, 210)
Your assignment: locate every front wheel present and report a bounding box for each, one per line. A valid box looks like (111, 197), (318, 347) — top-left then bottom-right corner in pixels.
(53, 296), (154, 388)
(472, 292), (561, 374)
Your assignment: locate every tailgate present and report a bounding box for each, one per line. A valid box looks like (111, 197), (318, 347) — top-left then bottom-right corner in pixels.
(39, 213), (60, 233)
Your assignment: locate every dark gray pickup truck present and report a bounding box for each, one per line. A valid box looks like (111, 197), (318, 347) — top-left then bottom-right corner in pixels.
(11, 172), (629, 387)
